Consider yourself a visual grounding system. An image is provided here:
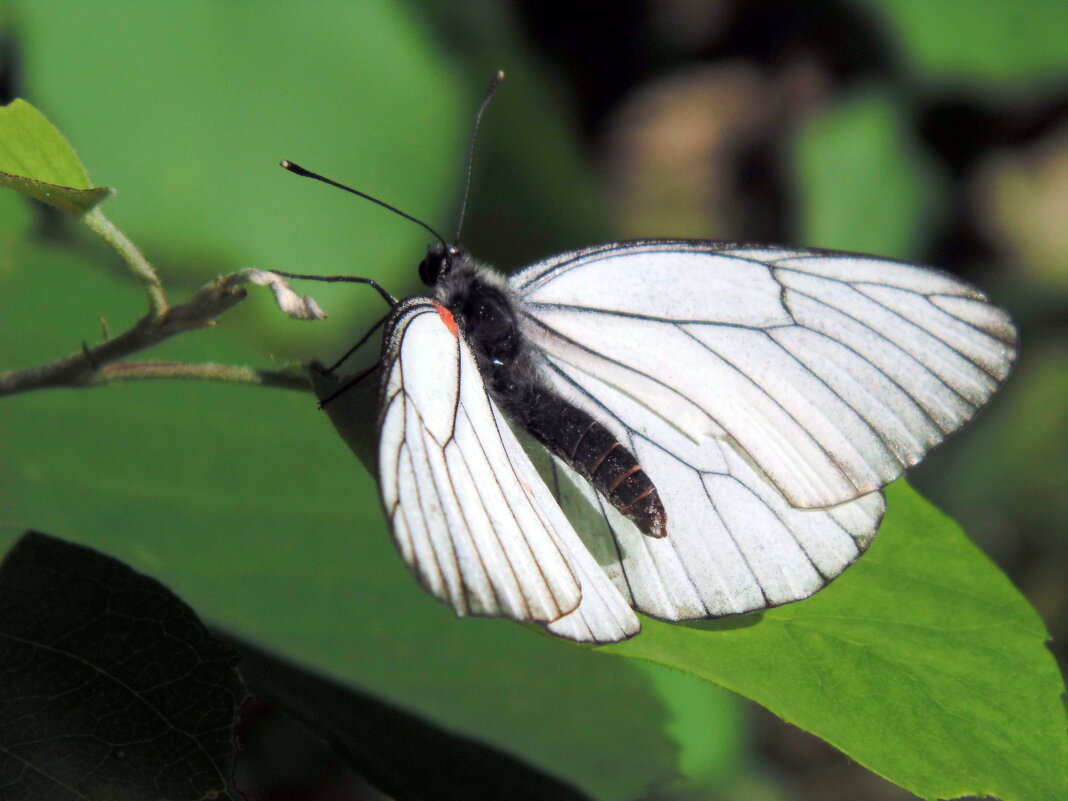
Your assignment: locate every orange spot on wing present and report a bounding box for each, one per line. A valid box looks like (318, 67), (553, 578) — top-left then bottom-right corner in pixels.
(434, 303), (459, 338)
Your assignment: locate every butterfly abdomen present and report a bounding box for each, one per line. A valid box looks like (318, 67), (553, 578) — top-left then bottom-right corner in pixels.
(520, 390), (667, 538)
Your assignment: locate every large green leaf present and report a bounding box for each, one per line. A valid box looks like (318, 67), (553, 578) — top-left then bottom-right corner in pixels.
(609, 482), (1067, 801)
(312, 301), (1066, 799)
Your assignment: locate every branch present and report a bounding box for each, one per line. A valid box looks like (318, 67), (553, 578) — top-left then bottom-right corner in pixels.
(100, 362), (311, 391)
(0, 271), (320, 397)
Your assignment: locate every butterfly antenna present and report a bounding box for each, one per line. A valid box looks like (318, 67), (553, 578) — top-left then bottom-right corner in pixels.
(454, 70), (504, 244)
(279, 160), (450, 252)
(270, 269), (397, 307)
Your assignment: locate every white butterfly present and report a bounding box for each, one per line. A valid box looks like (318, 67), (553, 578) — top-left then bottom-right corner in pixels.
(366, 238), (1016, 643)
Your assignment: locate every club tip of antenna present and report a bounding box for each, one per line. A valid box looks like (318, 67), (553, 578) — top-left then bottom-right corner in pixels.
(280, 159), (307, 175)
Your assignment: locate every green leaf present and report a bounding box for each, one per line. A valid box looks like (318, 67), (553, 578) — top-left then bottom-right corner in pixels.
(0, 99), (112, 214)
(860, 0), (1068, 89)
(794, 89), (940, 259)
(607, 482), (1068, 801)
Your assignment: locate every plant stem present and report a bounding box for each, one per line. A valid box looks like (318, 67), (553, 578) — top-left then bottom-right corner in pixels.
(81, 206), (168, 316)
(100, 362), (311, 391)
(0, 272), (294, 397)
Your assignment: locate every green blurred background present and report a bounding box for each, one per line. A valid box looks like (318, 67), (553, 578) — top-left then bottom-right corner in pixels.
(0, 2), (1065, 799)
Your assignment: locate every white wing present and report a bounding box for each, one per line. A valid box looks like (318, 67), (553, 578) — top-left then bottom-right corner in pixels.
(539, 355), (885, 620)
(377, 299), (639, 642)
(514, 240), (1017, 511)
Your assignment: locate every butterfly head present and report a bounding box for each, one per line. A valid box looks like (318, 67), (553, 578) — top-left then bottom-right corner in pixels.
(419, 244), (462, 287)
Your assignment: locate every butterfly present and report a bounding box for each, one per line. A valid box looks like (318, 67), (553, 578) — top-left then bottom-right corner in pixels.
(279, 78), (1016, 643)
(289, 231), (1017, 644)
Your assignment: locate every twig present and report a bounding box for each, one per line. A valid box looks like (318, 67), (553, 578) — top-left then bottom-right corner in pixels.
(0, 272), (312, 397)
(99, 362), (311, 391)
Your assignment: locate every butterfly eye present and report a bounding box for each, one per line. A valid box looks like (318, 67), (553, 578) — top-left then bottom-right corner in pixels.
(417, 254), (436, 286)
(418, 250), (451, 286)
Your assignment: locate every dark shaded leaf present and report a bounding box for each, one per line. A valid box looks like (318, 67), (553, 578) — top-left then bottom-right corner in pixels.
(0, 532), (244, 801)
(227, 633), (592, 801)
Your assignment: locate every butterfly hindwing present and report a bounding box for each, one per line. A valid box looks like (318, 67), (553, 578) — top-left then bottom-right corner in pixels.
(540, 354), (886, 620)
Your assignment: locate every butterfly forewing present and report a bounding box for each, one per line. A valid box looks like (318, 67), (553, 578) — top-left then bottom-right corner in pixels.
(508, 433), (642, 641)
(377, 299), (639, 640)
(514, 240), (1017, 512)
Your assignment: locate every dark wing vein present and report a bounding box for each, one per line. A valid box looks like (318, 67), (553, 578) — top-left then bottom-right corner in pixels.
(849, 283), (1005, 381)
(699, 479), (770, 608)
(455, 400), (537, 616)
(755, 328), (906, 466)
(407, 421), (453, 608)
(782, 285), (976, 410)
(770, 322), (946, 435)
(523, 301), (778, 330)
(676, 323), (867, 491)
(926, 292), (1018, 345)
(522, 311), (781, 481)
(444, 405), (513, 617)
